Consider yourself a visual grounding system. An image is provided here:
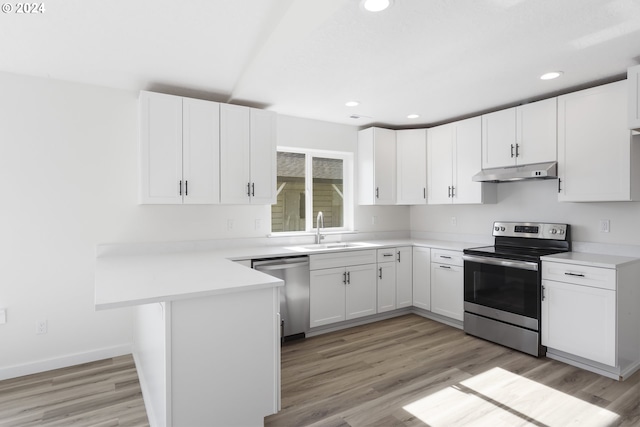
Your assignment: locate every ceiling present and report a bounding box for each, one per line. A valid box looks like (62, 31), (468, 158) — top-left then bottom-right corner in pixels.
(2, 0), (640, 128)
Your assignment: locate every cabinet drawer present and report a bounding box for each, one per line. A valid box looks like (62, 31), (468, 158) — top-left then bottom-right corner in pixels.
(431, 249), (463, 267)
(542, 262), (616, 290)
(377, 248), (397, 263)
(310, 249), (376, 270)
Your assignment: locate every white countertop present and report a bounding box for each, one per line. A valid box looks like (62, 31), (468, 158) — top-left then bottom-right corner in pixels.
(95, 251), (283, 310)
(94, 238), (479, 311)
(541, 252), (640, 268)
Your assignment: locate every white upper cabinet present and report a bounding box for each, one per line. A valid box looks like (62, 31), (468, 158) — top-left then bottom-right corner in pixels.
(358, 127), (396, 205)
(629, 64), (640, 131)
(396, 129), (427, 205)
(427, 117), (496, 205)
(558, 80), (640, 202)
(139, 91), (220, 205)
(220, 104), (276, 204)
(482, 97), (557, 169)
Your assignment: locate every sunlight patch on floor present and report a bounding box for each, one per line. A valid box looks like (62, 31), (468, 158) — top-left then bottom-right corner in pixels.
(403, 367), (619, 427)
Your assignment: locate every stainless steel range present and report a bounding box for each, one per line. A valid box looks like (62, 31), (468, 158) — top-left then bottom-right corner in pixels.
(462, 221), (571, 356)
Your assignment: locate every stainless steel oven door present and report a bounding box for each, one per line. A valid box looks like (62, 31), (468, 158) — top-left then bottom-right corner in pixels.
(463, 255), (540, 331)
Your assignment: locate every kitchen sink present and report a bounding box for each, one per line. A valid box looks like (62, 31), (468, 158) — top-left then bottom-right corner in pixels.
(286, 242), (378, 252)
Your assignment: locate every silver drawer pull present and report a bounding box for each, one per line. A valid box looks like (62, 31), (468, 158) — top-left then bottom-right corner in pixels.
(440, 255), (452, 259)
(564, 272), (585, 277)
(439, 265), (451, 269)
(383, 253), (393, 257)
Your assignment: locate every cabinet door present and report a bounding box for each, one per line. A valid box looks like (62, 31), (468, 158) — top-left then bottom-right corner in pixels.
(250, 108), (277, 204)
(374, 128), (397, 204)
(182, 98), (220, 204)
(453, 116), (486, 204)
(482, 107), (517, 169)
(629, 64), (640, 130)
(396, 129), (427, 205)
(517, 98), (557, 165)
(558, 80), (632, 202)
(220, 104), (251, 204)
(431, 263), (463, 321)
(310, 267), (346, 327)
(139, 91), (183, 204)
(345, 264), (377, 320)
(412, 247), (431, 310)
(427, 123), (454, 204)
(542, 280), (616, 366)
(377, 262), (396, 313)
(396, 247), (413, 308)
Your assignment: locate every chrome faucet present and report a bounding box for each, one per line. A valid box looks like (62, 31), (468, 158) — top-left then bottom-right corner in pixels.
(315, 211), (324, 244)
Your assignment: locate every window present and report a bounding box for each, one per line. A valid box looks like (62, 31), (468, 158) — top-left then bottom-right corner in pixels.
(271, 148), (352, 233)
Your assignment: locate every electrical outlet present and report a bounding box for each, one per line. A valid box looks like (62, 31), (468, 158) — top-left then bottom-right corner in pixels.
(599, 219), (610, 233)
(255, 219), (262, 230)
(36, 318), (47, 335)
(451, 216), (457, 226)
(372, 216), (377, 225)
(227, 219), (234, 231)
(0, 308), (6, 324)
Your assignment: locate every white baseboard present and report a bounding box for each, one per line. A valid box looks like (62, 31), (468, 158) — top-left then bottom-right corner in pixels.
(0, 344), (132, 381)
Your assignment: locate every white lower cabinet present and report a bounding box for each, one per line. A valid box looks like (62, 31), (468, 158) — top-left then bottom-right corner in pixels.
(541, 254), (640, 380)
(412, 247), (431, 310)
(430, 249), (464, 321)
(377, 260), (396, 313)
(541, 279), (615, 366)
(309, 250), (377, 328)
(396, 247), (413, 308)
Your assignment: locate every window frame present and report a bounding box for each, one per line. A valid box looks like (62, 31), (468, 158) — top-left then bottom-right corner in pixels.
(272, 146), (353, 235)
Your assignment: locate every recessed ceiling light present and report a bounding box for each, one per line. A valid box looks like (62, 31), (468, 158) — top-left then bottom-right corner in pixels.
(407, 114), (420, 119)
(540, 71), (563, 80)
(362, 0), (392, 12)
(345, 101), (360, 107)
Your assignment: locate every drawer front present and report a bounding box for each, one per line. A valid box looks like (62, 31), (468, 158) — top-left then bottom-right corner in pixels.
(377, 248), (397, 263)
(310, 249), (377, 270)
(542, 261), (616, 290)
(431, 249), (463, 267)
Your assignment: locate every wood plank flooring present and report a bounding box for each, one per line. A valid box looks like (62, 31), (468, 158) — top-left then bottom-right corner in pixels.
(0, 355), (149, 427)
(266, 314), (640, 427)
(1, 314), (638, 426)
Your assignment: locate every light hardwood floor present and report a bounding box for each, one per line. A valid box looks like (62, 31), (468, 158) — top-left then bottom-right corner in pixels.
(1, 314), (638, 426)
(266, 314), (639, 427)
(0, 355), (149, 426)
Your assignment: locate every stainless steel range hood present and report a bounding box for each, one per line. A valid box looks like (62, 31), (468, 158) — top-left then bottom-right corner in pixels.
(472, 161), (558, 183)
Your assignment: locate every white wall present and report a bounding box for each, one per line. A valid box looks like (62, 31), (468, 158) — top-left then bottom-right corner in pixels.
(411, 179), (640, 247)
(0, 72), (409, 377)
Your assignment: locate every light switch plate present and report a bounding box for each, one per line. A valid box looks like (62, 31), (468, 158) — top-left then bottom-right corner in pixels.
(0, 308), (6, 324)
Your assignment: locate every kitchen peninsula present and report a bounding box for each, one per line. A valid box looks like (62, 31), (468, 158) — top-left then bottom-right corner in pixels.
(95, 249), (283, 427)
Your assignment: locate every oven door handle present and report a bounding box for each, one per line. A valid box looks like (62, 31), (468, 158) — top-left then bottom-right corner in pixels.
(462, 254), (539, 271)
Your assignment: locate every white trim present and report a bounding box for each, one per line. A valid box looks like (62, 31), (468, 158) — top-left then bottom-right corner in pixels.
(0, 344), (132, 381)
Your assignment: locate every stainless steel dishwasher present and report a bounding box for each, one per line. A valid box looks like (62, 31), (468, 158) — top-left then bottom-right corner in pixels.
(252, 256), (310, 342)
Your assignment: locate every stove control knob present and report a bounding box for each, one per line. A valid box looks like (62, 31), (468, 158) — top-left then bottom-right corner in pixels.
(500, 226), (506, 231)
(550, 228), (558, 234)
(558, 229), (565, 235)
(494, 226), (500, 232)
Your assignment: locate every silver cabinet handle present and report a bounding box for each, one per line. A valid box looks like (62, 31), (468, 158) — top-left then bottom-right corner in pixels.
(343, 271), (347, 284)
(439, 265), (451, 269)
(383, 253), (393, 257)
(423, 188), (426, 199)
(185, 180), (188, 196)
(179, 180), (182, 196)
(451, 186), (455, 197)
(247, 182), (251, 197)
(448, 186), (451, 198)
(251, 182), (255, 197)
(397, 251), (401, 262)
(564, 272), (585, 277)
(541, 285), (546, 301)
(379, 267), (382, 279)
(376, 187), (379, 199)
(347, 271), (351, 284)
(440, 255), (452, 259)
(515, 143), (520, 157)
(511, 144), (515, 158)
